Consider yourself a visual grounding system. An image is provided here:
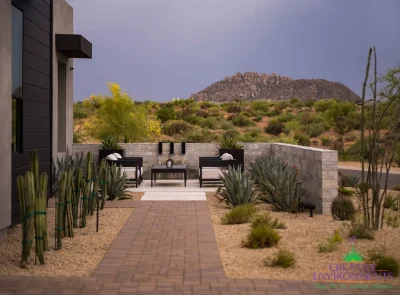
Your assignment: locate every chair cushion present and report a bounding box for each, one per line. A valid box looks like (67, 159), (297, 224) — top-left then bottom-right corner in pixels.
(106, 154), (118, 161)
(220, 153), (229, 159)
(141, 167), (144, 175)
(122, 167), (138, 179)
(113, 153), (122, 159)
(221, 153), (233, 160)
(201, 167), (224, 179)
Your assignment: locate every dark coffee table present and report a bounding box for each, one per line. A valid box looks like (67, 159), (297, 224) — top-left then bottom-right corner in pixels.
(151, 165), (187, 187)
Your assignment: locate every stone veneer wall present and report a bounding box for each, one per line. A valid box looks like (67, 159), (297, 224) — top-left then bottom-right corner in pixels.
(72, 143), (337, 214)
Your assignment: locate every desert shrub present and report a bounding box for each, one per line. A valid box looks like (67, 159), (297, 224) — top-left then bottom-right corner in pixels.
(222, 129), (239, 139)
(200, 101), (217, 109)
(275, 112), (295, 123)
(268, 249), (295, 268)
(314, 99), (337, 112)
(221, 204), (258, 225)
(267, 108), (283, 117)
(344, 131), (358, 142)
(207, 107), (222, 117)
(283, 120), (302, 134)
(368, 250), (399, 277)
(199, 117), (219, 129)
(183, 128), (219, 143)
(162, 120), (193, 136)
(251, 213), (286, 229)
(294, 133), (310, 146)
(240, 111), (252, 117)
(277, 134), (299, 145)
(196, 109), (209, 118)
(306, 123), (326, 137)
(243, 225), (281, 248)
(157, 106), (176, 122)
(248, 156), (305, 213)
(320, 136), (331, 147)
(183, 114), (201, 125)
(225, 103), (242, 113)
(253, 115), (263, 122)
(232, 114), (255, 127)
(265, 121), (284, 135)
(331, 196), (355, 221)
(251, 100), (270, 115)
(219, 136), (244, 149)
(219, 120), (234, 130)
(73, 102), (88, 119)
(238, 133), (266, 142)
(339, 187), (354, 196)
(216, 166), (257, 207)
(290, 98), (299, 104)
(384, 193), (399, 210)
(349, 222), (374, 240)
(392, 185), (400, 192)
(318, 230), (343, 253)
(305, 99), (316, 107)
(324, 101), (356, 121)
(385, 212), (400, 228)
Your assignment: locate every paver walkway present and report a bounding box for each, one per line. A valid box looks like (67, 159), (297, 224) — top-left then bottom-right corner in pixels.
(1, 201), (399, 295)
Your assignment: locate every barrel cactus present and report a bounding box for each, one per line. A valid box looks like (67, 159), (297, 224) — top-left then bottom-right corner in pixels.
(331, 196), (355, 221)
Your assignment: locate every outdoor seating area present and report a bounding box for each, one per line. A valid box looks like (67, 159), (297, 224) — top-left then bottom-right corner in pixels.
(105, 153), (143, 187)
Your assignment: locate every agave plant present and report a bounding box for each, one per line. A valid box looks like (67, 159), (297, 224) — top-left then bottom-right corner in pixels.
(219, 136), (244, 149)
(101, 136), (122, 150)
(52, 153), (85, 195)
(103, 164), (131, 200)
(249, 155), (305, 213)
(216, 165), (258, 207)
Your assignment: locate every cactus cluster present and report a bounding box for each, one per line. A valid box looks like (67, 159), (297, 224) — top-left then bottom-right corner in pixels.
(17, 151), (49, 268)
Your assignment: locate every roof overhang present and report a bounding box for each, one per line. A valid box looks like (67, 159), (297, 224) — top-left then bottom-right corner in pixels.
(55, 34), (92, 58)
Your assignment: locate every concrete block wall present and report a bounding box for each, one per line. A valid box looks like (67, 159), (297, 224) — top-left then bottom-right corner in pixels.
(271, 143), (338, 214)
(72, 142), (338, 214)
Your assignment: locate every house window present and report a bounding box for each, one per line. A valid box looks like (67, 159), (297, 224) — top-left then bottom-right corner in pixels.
(12, 6), (23, 153)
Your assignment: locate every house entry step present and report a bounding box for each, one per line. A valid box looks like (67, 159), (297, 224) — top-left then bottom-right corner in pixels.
(141, 191), (206, 201)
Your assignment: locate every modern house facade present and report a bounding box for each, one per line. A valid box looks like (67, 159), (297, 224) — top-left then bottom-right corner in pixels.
(0, 0), (92, 239)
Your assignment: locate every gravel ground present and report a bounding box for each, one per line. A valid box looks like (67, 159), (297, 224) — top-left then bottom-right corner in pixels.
(206, 192), (400, 285)
(0, 208), (133, 277)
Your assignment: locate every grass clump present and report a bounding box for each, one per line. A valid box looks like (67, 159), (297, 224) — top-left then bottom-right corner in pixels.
(318, 230), (343, 253)
(392, 185), (400, 192)
(265, 121), (284, 135)
(368, 250), (399, 277)
(349, 222), (374, 240)
(242, 224), (281, 248)
(267, 249), (295, 268)
(251, 213), (286, 229)
(221, 204), (257, 225)
(385, 212), (400, 228)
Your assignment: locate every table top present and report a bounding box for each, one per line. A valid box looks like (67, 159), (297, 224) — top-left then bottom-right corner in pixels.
(151, 165), (187, 170)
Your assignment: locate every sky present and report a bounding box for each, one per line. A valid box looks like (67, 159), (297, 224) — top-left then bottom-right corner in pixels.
(66, 0), (400, 102)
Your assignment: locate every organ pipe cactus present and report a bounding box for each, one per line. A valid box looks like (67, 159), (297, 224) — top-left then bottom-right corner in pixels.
(100, 159), (108, 210)
(56, 171), (66, 250)
(64, 168), (74, 238)
(17, 172), (35, 268)
(35, 173), (48, 264)
(73, 168), (83, 228)
(81, 152), (93, 228)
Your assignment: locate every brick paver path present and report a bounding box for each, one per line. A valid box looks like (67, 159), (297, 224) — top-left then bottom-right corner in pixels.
(1, 201), (399, 295)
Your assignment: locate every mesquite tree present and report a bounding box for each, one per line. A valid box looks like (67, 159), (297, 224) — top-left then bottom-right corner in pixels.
(360, 47), (400, 229)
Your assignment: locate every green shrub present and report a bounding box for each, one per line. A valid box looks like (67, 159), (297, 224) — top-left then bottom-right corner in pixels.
(196, 109), (209, 118)
(314, 99), (337, 112)
(339, 187), (354, 196)
(238, 133), (267, 142)
(219, 136), (244, 149)
(231, 114), (255, 127)
(253, 116), (263, 122)
(349, 223), (374, 240)
(183, 128), (219, 143)
(157, 106), (176, 122)
(243, 225), (281, 248)
(331, 196), (355, 221)
(344, 131), (358, 142)
(305, 99), (316, 107)
(392, 185), (400, 192)
(320, 136), (331, 147)
(277, 134), (299, 145)
(248, 156), (305, 213)
(200, 101), (217, 109)
(163, 120), (193, 136)
(105, 164), (130, 200)
(101, 136), (122, 149)
(265, 121), (284, 135)
(225, 103), (242, 113)
(306, 123), (326, 137)
(385, 212), (400, 228)
(221, 204), (258, 225)
(267, 108), (283, 117)
(251, 100), (270, 115)
(384, 193), (399, 210)
(290, 98), (299, 104)
(294, 133), (310, 146)
(251, 213), (286, 229)
(216, 166), (257, 207)
(219, 120), (234, 130)
(199, 117), (218, 129)
(318, 230), (343, 253)
(268, 249), (295, 268)
(283, 120), (302, 134)
(275, 112), (295, 123)
(222, 129), (239, 139)
(368, 250), (399, 277)
(183, 114), (202, 125)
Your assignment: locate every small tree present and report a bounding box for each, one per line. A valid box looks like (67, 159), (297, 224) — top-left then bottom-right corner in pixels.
(360, 47), (400, 229)
(84, 83), (161, 143)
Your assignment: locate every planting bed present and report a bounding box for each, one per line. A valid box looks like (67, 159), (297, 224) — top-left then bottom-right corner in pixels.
(0, 208), (133, 277)
(206, 192), (400, 285)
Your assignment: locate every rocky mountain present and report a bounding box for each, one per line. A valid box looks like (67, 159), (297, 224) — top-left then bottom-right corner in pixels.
(191, 72), (360, 102)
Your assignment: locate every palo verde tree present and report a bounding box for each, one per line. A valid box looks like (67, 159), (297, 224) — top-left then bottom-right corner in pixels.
(359, 47), (400, 230)
(84, 83), (161, 142)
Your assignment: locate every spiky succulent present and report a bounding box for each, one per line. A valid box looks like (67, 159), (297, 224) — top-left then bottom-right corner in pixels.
(103, 164), (130, 200)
